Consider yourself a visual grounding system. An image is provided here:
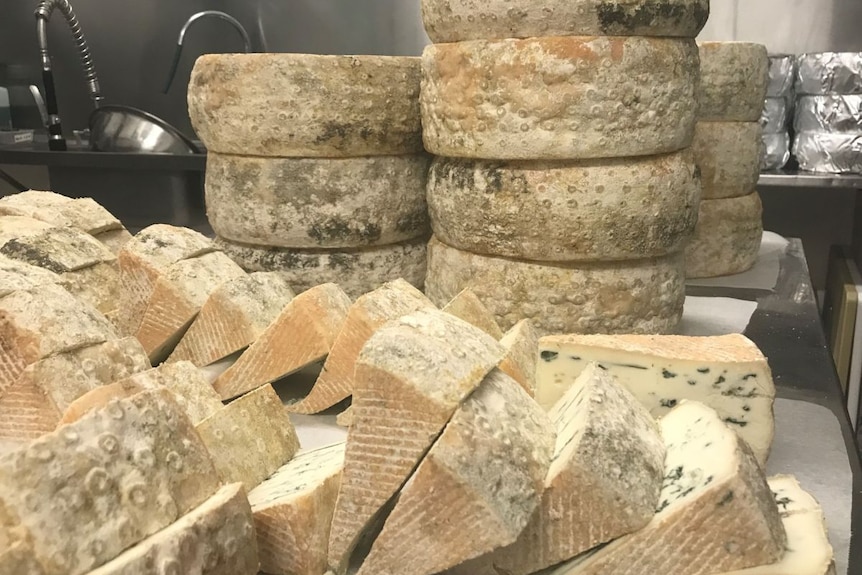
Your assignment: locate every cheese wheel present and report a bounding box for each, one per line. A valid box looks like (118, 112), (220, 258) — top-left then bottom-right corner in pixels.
(189, 54), (422, 157)
(206, 153), (431, 248)
(421, 37), (698, 160)
(427, 151), (700, 261)
(421, 0), (709, 42)
(425, 237), (685, 336)
(692, 122), (764, 199)
(214, 237), (427, 299)
(686, 192), (763, 279)
(698, 42), (769, 122)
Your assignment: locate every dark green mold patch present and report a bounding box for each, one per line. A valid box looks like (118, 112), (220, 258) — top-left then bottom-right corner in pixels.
(0, 240), (66, 273)
(308, 219), (382, 245)
(395, 210), (429, 234)
(540, 350), (559, 362)
(596, 1), (709, 34)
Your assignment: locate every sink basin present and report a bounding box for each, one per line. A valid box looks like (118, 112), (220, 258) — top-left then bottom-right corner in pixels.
(89, 105), (199, 154)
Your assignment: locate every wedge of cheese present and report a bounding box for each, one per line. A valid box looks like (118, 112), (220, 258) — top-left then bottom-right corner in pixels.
(327, 309), (505, 574)
(213, 283), (352, 401)
(135, 251), (247, 363)
(356, 369), (554, 575)
(442, 287), (503, 339)
(499, 319), (540, 397)
(546, 401), (786, 575)
(168, 272), (296, 366)
(287, 279), (434, 415)
(115, 224), (214, 336)
(0, 190), (122, 234)
(196, 384), (300, 490)
(93, 228), (133, 255)
(0, 337), (150, 441)
(0, 388), (221, 575)
(86, 483), (259, 575)
(0, 283), (117, 395)
(0, 215), (53, 244)
(537, 334), (776, 465)
(336, 405), (354, 427)
(0, 254), (63, 297)
(249, 442), (346, 575)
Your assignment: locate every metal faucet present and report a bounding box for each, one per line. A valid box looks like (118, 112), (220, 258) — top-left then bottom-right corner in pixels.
(163, 11), (252, 94)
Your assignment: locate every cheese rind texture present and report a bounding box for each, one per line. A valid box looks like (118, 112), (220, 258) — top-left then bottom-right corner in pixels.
(86, 483), (259, 575)
(536, 333), (775, 465)
(0, 190), (123, 235)
(685, 193), (763, 279)
(215, 236), (428, 299)
(692, 122), (765, 199)
(425, 236), (685, 336)
(499, 319), (540, 396)
(421, 0), (709, 42)
(442, 288), (504, 339)
(698, 42), (770, 121)
(0, 254), (63, 298)
(421, 37), (698, 160)
(427, 152), (700, 260)
(189, 53), (422, 157)
(118, 361), (224, 425)
(355, 369), (554, 575)
(206, 153), (431, 248)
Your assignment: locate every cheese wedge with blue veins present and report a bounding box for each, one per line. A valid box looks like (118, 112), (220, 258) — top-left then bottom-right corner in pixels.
(249, 442), (345, 575)
(450, 363), (665, 575)
(543, 400), (786, 575)
(537, 334), (775, 465)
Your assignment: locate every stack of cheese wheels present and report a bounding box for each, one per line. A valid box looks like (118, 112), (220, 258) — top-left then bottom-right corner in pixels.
(187, 54), (430, 298)
(688, 42), (769, 278)
(419, 0), (708, 335)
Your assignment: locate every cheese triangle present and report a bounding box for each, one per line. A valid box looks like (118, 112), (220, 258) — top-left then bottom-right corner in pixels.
(499, 319), (539, 396)
(442, 287), (503, 339)
(0, 190), (122, 235)
(0, 254), (63, 298)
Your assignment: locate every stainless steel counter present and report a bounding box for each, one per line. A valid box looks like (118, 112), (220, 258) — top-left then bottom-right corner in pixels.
(759, 170), (862, 189)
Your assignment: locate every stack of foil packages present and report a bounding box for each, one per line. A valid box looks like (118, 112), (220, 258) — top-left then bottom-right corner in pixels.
(760, 55), (795, 170)
(793, 52), (862, 173)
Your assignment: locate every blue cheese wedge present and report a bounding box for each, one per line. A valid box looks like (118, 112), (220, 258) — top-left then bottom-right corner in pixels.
(537, 334), (775, 465)
(248, 442), (346, 575)
(545, 401), (786, 575)
(356, 369), (553, 575)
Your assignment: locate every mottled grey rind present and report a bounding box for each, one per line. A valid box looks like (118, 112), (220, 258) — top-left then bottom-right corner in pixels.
(698, 42), (769, 122)
(214, 237), (427, 299)
(421, 37), (699, 160)
(189, 54), (422, 157)
(425, 237), (685, 336)
(427, 151), (700, 261)
(685, 193), (763, 279)
(691, 122), (764, 200)
(206, 153), (431, 248)
(421, 0), (709, 42)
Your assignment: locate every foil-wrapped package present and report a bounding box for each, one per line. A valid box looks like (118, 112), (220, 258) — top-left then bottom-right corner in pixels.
(795, 95), (862, 133)
(796, 52), (862, 95)
(760, 97), (790, 133)
(794, 131), (862, 173)
(761, 132), (791, 171)
(768, 54), (796, 97)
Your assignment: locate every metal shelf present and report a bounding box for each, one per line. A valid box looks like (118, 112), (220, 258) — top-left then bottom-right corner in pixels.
(759, 170), (862, 189)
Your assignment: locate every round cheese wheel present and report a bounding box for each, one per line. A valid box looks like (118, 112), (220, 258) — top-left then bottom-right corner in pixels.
(206, 153), (431, 249)
(685, 193), (763, 279)
(189, 54), (422, 157)
(214, 237), (427, 299)
(421, 0), (709, 43)
(421, 36), (698, 160)
(698, 42), (769, 122)
(425, 237), (685, 336)
(427, 151), (700, 261)
(692, 122), (764, 199)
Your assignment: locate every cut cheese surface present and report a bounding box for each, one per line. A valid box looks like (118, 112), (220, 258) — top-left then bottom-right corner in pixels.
(537, 333), (775, 464)
(356, 369), (554, 575)
(213, 283), (352, 401)
(288, 279), (434, 415)
(698, 42), (770, 122)
(206, 153), (431, 248)
(249, 442), (346, 575)
(196, 384), (301, 490)
(119, 361), (224, 425)
(420, 0), (709, 42)
(546, 401), (786, 575)
(168, 272), (296, 367)
(86, 483), (259, 575)
(189, 53), (422, 157)
(426, 236), (686, 336)
(0, 389), (220, 575)
(0, 190), (122, 235)
(215, 236), (428, 299)
(421, 37), (698, 160)
(327, 309), (505, 574)
(442, 288), (504, 339)
(686, 193), (764, 279)
(693, 122), (765, 199)
(427, 152), (700, 261)
(499, 319), (540, 396)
